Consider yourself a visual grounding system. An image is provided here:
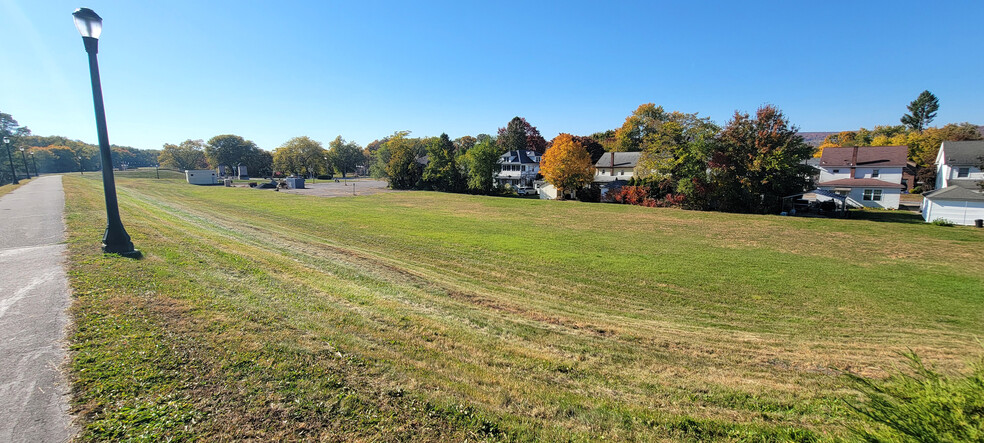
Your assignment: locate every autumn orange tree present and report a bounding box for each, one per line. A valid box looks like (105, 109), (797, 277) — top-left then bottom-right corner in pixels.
(540, 133), (595, 199)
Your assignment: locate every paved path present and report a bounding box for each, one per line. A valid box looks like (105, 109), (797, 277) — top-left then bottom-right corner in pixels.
(0, 176), (74, 442)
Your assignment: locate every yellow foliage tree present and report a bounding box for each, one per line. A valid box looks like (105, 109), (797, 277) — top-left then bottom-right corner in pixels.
(541, 134), (595, 199)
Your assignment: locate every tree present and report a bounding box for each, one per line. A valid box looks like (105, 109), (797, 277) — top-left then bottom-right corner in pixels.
(423, 133), (461, 192)
(272, 137), (327, 177)
(159, 139), (208, 170)
(206, 134), (259, 169)
(1, 111), (31, 185)
(571, 135), (606, 163)
(540, 134), (595, 199)
(709, 105), (814, 213)
(453, 135), (477, 155)
(385, 135), (422, 190)
(901, 90), (939, 132)
(462, 138), (501, 194)
(327, 136), (363, 178)
(497, 117), (547, 154)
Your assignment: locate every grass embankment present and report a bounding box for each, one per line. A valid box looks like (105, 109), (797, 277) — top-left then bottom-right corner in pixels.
(64, 174), (984, 441)
(0, 177), (31, 197)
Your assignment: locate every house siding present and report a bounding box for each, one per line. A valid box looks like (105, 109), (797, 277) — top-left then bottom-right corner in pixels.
(922, 199), (984, 226)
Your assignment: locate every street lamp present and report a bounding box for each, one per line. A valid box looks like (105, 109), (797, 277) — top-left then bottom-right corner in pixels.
(73, 7), (139, 257)
(3, 137), (16, 184)
(19, 147), (31, 179)
(78, 156), (84, 175)
(155, 164), (159, 179)
(30, 151), (38, 176)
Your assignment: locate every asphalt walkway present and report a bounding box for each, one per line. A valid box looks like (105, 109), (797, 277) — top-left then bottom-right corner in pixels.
(0, 176), (74, 442)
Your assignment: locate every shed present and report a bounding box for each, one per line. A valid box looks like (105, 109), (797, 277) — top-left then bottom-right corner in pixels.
(185, 169), (217, 185)
(921, 180), (984, 226)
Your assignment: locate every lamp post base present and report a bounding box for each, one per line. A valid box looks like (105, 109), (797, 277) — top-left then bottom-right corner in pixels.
(102, 227), (140, 258)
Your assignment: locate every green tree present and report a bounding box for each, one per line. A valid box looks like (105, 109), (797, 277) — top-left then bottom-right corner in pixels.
(327, 136), (363, 178)
(422, 133), (461, 192)
(385, 135), (422, 189)
(497, 117), (547, 154)
(158, 139), (208, 170)
(901, 90), (940, 132)
(205, 134), (266, 174)
(273, 137), (327, 177)
(463, 138), (501, 194)
(1, 111), (32, 184)
(709, 105), (814, 213)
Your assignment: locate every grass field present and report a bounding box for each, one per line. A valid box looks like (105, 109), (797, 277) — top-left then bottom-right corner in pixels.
(63, 173), (984, 441)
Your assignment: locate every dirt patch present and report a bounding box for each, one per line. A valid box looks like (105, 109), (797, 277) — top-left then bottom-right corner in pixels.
(278, 179), (400, 198)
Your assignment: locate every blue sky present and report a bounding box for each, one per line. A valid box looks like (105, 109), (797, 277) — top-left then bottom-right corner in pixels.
(2, 0), (982, 151)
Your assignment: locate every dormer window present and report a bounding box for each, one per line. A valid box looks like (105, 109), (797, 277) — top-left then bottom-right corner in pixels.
(832, 169), (840, 173)
(872, 169), (879, 178)
(958, 167), (970, 178)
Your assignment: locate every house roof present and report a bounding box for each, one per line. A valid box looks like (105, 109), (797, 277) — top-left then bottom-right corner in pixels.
(595, 151), (642, 168)
(923, 179), (984, 202)
(819, 146), (908, 168)
(817, 178), (904, 188)
(501, 150), (538, 164)
(939, 141), (984, 165)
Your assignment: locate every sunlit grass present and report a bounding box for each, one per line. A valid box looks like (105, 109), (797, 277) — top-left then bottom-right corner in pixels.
(64, 173), (984, 441)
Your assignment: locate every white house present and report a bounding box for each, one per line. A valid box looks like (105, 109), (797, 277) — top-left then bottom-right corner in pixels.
(934, 140), (984, 190)
(816, 146), (907, 209)
(185, 169), (217, 185)
(496, 150), (540, 190)
(922, 141), (984, 226)
(594, 152), (641, 196)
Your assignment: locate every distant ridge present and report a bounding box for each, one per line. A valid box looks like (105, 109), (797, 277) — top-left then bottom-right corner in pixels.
(798, 132), (837, 147)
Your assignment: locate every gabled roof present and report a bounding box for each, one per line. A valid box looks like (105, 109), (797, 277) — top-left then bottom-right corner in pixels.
(939, 141), (984, 165)
(501, 150), (538, 164)
(923, 179), (984, 202)
(817, 178), (904, 188)
(595, 152), (642, 168)
(819, 146), (908, 168)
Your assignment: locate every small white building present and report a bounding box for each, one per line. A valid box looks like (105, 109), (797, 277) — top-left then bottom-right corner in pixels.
(185, 169), (217, 185)
(921, 181), (984, 225)
(817, 146), (907, 209)
(496, 150), (540, 189)
(922, 141), (984, 226)
(594, 152), (641, 196)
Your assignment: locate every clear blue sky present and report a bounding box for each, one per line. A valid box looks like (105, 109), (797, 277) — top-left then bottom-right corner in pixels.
(2, 0), (982, 151)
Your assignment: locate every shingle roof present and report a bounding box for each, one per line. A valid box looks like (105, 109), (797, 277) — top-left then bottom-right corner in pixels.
(817, 178), (904, 188)
(923, 179), (984, 202)
(819, 146), (908, 167)
(594, 152), (642, 168)
(502, 150), (538, 164)
(939, 141), (984, 165)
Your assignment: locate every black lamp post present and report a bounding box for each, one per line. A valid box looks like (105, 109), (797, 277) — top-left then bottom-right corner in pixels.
(30, 151), (38, 176)
(155, 164), (159, 179)
(19, 147), (30, 179)
(3, 137), (17, 184)
(74, 7), (138, 257)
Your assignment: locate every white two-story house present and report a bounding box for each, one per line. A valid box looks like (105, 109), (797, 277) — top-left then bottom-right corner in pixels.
(593, 151), (641, 196)
(922, 140), (984, 225)
(817, 146), (907, 209)
(496, 150), (540, 189)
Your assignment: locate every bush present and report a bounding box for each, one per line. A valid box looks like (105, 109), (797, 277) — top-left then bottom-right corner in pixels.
(316, 174), (333, 180)
(931, 218), (955, 227)
(846, 351), (984, 442)
(910, 186), (923, 194)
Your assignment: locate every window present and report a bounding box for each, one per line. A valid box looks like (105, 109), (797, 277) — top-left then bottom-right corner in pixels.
(871, 169), (879, 178)
(958, 167), (970, 178)
(862, 189), (882, 201)
(832, 169), (840, 173)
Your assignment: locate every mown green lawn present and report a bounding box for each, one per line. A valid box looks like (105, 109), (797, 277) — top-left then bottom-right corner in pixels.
(63, 173), (984, 441)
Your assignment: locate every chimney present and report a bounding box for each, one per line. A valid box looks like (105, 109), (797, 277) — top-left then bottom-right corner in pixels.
(850, 146), (858, 178)
(610, 151), (616, 176)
